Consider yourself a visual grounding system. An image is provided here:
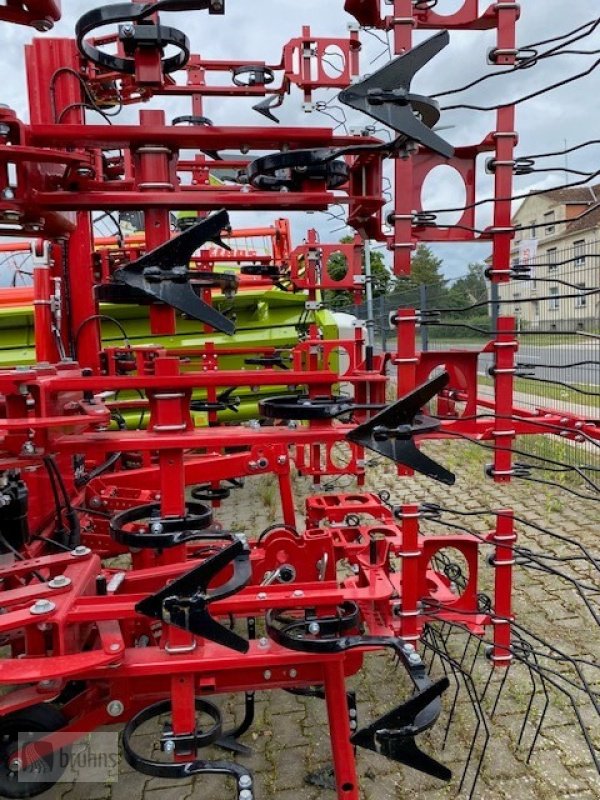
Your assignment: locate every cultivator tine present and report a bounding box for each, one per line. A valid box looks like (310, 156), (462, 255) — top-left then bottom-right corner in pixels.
(338, 31), (454, 157)
(136, 539), (252, 652)
(350, 675), (452, 781)
(107, 209), (236, 334)
(348, 373), (455, 484)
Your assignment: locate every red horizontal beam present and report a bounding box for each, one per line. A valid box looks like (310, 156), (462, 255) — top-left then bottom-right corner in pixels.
(28, 124), (379, 152)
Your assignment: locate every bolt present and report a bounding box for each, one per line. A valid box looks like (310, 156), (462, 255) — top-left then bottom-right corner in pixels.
(239, 775), (252, 790)
(408, 652), (422, 666)
(257, 458), (269, 469)
(257, 592), (267, 600)
(163, 739), (175, 753)
(121, 23), (135, 37)
(38, 679), (58, 690)
(30, 599), (56, 615)
(239, 791), (253, 800)
(1, 210), (22, 222)
(89, 496), (102, 508)
(308, 622), (321, 635)
(150, 522), (164, 534)
(1, 187), (15, 200)
(109, 643), (121, 652)
(277, 456), (287, 465)
(76, 166), (94, 179)
(248, 461), (257, 470)
(402, 643), (415, 654)
(48, 575), (71, 589)
(350, 720), (357, 730)
(31, 18), (53, 32)
(289, 668), (297, 679)
(71, 545), (91, 557)
(21, 442), (35, 456)
(106, 700), (124, 717)
(259, 637), (269, 648)
(8, 758), (22, 773)
(293, 589), (304, 598)
(263, 670), (272, 680)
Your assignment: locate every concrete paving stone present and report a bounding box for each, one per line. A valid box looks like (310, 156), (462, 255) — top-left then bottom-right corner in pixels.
(528, 750), (590, 794)
(60, 781), (112, 800)
(142, 782), (196, 800)
(109, 771), (148, 800)
(498, 774), (547, 800)
(273, 788), (322, 800)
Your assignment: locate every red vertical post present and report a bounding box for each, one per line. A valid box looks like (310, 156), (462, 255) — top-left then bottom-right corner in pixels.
(489, 510), (516, 666)
(399, 503), (421, 644)
(68, 212), (101, 369)
(323, 659), (360, 800)
(32, 242), (58, 364)
(395, 309), (417, 397)
(135, 109), (177, 335)
(492, 316), (517, 482)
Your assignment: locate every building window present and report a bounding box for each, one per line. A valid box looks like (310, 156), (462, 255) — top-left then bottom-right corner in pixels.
(575, 284), (587, 308)
(547, 248), (558, 271)
(544, 211), (555, 235)
(549, 287), (559, 311)
(574, 239), (586, 267)
(529, 220), (537, 237)
(532, 300), (540, 316)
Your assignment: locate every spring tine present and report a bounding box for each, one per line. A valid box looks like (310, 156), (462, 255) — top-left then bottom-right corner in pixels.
(480, 662), (495, 702)
(468, 638), (483, 675)
(490, 663), (511, 718)
(517, 656), (538, 748)
(526, 648), (549, 763)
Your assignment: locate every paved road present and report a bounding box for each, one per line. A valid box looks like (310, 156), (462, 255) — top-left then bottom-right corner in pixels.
(475, 343), (599, 386)
(380, 341), (599, 386)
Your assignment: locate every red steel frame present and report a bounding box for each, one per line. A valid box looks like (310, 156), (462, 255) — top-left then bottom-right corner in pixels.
(0, 3), (597, 800)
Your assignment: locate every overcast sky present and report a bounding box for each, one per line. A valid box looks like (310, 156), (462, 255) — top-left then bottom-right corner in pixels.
(2, 0), (599, 279)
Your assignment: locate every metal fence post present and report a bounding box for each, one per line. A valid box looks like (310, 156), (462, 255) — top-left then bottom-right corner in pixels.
(491, 281), (500, 332)
(419, 284), (429, 351)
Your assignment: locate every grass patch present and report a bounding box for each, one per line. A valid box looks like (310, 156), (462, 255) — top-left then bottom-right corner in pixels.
(478, 374), (597, 407)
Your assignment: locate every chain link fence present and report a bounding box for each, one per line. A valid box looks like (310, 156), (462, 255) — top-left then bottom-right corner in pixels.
(333, 260), (599, 473)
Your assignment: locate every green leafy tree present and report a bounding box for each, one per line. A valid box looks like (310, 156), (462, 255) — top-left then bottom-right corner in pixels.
(323, 236), (392, 309)
(393, 244), (448, 307)
(405, 244), (445, 287)
(446, 262), (488, 317)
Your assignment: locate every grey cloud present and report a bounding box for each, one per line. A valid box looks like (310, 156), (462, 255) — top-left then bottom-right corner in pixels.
(1, 1), (597, 280)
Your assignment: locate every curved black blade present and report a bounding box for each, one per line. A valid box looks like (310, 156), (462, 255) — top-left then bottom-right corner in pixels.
(366, 437), (455, 485)
(136, 540), (251, 652)
(253, 96), (281, 123)
(114, 209), (235, 334)
(347, 373), (455, 485)
(339, 31), (453, 157)
(351, 677), (451, 781)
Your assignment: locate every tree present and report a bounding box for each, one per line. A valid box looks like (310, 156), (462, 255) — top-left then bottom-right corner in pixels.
(446, 262), (488, 317)
(404, 244), (445, 287)
(323, 236), (392, 309)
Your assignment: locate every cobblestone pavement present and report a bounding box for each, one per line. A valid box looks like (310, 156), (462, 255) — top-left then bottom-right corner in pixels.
(26, 441), (600, 800)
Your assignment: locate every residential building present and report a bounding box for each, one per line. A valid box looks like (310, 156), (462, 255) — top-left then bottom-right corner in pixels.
(496, 184), (600, 330)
